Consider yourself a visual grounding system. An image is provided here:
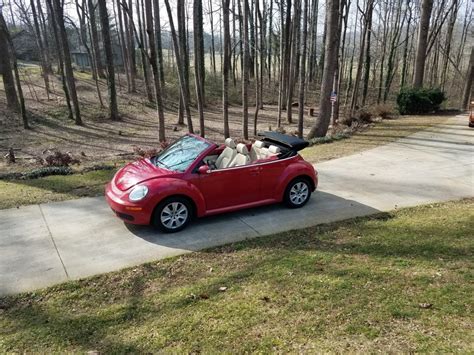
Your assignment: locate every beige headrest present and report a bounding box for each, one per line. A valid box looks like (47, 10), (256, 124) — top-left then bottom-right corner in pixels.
(236, 143), (249, 155)
(254, 140), (264, 148)
(269, 145), (281, 154)
(225, 138), (236, 149)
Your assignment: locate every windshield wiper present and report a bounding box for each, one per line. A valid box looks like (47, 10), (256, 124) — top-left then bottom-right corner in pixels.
(154, 157), (172, 170)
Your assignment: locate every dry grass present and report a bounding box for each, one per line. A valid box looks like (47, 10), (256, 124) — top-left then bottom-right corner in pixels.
(301, 115), (450, 163)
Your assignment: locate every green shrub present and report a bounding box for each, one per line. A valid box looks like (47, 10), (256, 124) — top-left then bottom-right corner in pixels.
(397, 88), (446, 114)
(0, 167), (73, 181)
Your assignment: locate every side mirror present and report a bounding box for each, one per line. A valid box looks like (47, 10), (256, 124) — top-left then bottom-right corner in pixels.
(198, 165), (211, 174)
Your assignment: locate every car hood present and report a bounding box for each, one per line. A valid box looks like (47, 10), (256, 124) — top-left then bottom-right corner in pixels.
(114, 158), (177, 191)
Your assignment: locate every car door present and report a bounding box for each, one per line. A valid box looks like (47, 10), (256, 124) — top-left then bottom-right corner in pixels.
(258, 158), (291, 201)
(198, 165), (261, 212)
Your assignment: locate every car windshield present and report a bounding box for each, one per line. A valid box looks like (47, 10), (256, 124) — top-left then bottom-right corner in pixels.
(152, 135), (211, 172)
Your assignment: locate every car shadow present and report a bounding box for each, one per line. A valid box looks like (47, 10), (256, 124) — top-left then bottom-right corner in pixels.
(124, 190), (381, 252)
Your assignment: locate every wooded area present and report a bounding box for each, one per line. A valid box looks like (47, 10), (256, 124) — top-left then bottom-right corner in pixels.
(0, 0), (473, 142)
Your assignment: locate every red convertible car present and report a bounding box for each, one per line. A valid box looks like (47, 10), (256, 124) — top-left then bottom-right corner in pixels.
(105, 132), (318, 232)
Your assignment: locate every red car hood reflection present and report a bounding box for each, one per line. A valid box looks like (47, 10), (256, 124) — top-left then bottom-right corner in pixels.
(114, 158), (177, 191)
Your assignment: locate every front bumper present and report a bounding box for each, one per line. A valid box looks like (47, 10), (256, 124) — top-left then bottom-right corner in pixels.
(105, 182), (152, 225)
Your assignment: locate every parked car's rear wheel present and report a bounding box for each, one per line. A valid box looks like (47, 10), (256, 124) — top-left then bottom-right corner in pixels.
(153, 197), (192, 232)
(284, 178), (311, 208)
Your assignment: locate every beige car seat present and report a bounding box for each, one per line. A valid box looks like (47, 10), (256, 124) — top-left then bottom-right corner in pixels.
(229, 143), (250, 167)
(215, 138), (237, 169)
(250, 140), (263, 161)
(268, 145), (281, 156)
(250, 140), (269, 161)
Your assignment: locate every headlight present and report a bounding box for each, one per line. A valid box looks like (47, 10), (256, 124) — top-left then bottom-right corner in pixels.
(129, 185), (148, 201)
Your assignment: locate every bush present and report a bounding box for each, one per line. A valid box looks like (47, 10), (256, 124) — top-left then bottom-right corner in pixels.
(0, 167), (73, 180)
(133, 141), (170, 159)
(370, 103), (394, 119)
(37, 150), (80, 167)
(397, 88), (446, 115)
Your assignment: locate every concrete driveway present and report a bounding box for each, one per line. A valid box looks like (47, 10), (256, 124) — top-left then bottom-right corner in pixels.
(1, 115), (473, 295)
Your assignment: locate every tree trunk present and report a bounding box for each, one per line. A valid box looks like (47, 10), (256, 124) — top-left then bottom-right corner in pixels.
(36, 0), (53, 74)
(136, 0), (154, 102)
(116, 0), (131, 92)
(253, 0), (260, 136)
(30, 0), (50, 99)
(209, 0), (217, 74)
(45, 0), (74, 121)
(194, 0), (205, 136)
(128, 0), (137, 91)
(297, 0), (308, 138)
(361, 0), (373, 106)
(267, 0), (273, 84)
(440, 0), (458, 90)
(242, 0), (250, 139)
(152, 0), (165, 86)
(98, 0), (119, 121)
(51, 0), (82, 125)
(0, 11), (28, 128)
(400, 0), (412, 88)
(461, 47), (473, 110)
(276, 0), (285, 127)
(163, 0), (194, 132)
(412, 0), (433, 88)
(87, 0), (106, 79)
(145, 0), (166, 141)
(222, 0), (231, 138)
(286, 0), (301, 124)
(349, 0), (370, 115)
(307, 0), (339, 139)
(0, 14), (19, 111)
(177, 0), (190, 125)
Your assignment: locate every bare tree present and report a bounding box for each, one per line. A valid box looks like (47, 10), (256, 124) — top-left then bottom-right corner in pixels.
(461, 47), (473, 110)
(98, 0), (119, 121)
(222, 0), (231, 138)
(307, 0), (339, 138)
(144, 0), (166, 141)
(194, 0), (205, 136)
(0, 10), (28, 128)
(163, 0), (194, 132)
(0, 11), (18, 111)
(87, 0), (106, 79)
(50, 0), (82, 125)
(413, 0), (433, 88)
(30, 0), (50, 99)
(242, 0), (250, 139)
(297, 0), (308, 138)
(152, 0), (165, 86)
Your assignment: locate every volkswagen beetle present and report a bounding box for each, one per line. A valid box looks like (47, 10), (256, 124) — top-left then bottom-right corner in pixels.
(105, 132), (318, 232)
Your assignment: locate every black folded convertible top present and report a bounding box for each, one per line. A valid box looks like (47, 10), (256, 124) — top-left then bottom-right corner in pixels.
(258, 131), (309, 152)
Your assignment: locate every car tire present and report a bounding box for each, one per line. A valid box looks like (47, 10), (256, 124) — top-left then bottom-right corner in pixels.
(284, 177), (312, 208)
(153, 196), (193, 233)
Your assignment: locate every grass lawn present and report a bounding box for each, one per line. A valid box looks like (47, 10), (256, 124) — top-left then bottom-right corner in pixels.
(0, 115), (449, 210)
(0, 199), (472, 352)
(301, 115), (449, 163)
(0, 169), (116, 209)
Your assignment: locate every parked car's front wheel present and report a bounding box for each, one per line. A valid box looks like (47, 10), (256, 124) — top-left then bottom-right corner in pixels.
(284, 178), (312, 208)
(153, 197), (193, 232)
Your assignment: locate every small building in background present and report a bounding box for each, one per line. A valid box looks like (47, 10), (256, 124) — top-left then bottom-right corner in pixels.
(71, 46), (90, 70)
